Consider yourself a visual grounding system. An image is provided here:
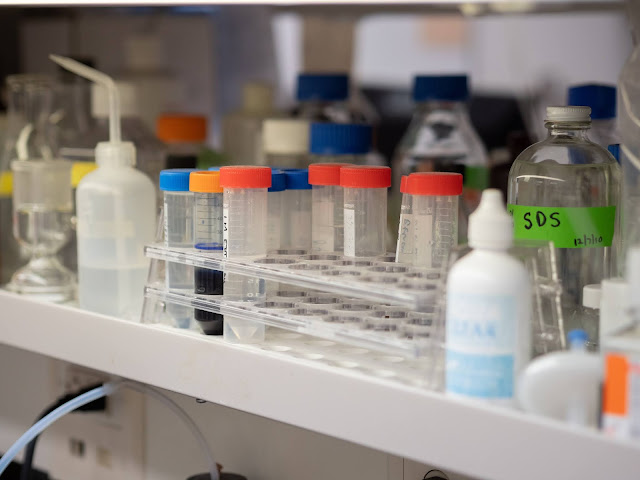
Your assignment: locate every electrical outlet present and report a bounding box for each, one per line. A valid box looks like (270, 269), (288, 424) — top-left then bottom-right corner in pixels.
(46, 360), (145, 480)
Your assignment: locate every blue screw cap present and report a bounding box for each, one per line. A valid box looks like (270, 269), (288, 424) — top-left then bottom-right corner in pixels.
(270, 169), (286, 192)
(296, 73), (349, 102)
(413, 75), (469, 102)
(284, 168), (311, 190)
(310, 123), (372, 155)
(568, 84), (616, 120)
(608, 144), (620, 163)
(567, 329), (589, 347)
(160, 168), (198, 192)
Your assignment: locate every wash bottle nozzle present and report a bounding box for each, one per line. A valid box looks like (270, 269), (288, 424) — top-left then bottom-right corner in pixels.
(49, 54), (135, 167)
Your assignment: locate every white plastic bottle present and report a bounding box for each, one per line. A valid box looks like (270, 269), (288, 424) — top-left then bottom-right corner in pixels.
(445, 189), (531, 405)
(51, 55), (156, 320)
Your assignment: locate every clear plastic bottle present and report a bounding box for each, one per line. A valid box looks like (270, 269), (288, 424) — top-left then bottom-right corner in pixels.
(262, 119), (309, 168)
(391, 74), (488, 243)
(568, 84), (618, 149)
(309, 123), (371, 165)
(222, 82), (276, 165)
(507, 106), (621, 319)
(220, 166), (270, 343)
(90, 81), (167, 198)
(52, 56), (157, 320)
(293, 73), (365, 123)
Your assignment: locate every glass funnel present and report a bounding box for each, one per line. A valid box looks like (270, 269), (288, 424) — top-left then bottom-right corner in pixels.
(7, 159), (74, 301)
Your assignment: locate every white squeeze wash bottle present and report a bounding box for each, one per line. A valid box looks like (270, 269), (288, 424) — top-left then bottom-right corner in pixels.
(445, 189), (531, 405)
(50, 55), (156, 319)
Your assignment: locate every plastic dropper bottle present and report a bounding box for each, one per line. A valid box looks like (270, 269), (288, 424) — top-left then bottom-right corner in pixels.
(446, 189), (531, 405)
(51, 55), (156, 320)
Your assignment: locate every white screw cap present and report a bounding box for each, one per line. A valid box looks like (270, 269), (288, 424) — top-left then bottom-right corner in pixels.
(263, 119), (309, 155)
(545, 106), (591, 123)
(582, 284), (601, 309)
(92, 81), (138, 118)
(468, 189), (513, 250)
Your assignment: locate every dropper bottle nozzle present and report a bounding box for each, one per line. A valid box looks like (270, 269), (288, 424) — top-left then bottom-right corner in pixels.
(49, 54), (134, 167)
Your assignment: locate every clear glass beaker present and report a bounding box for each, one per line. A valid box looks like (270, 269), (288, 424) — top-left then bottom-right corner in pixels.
(7, 159), (74, 301)
(1, 75), (58, 169)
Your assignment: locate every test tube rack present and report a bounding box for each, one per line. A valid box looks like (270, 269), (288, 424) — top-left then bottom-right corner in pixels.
(142, 244), (444, 359)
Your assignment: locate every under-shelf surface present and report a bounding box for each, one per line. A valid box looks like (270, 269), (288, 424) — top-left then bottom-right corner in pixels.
(1, 290), (639, 480)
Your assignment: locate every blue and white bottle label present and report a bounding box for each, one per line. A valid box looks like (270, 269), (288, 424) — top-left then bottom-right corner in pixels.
(446, 293), (516, 399)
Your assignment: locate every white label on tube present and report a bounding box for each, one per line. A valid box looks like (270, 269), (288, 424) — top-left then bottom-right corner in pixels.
(414, 214), (433, 267)
(395, 213), (414, 262)
(223, 207), (229, 283)
(344, 208), (355, 257)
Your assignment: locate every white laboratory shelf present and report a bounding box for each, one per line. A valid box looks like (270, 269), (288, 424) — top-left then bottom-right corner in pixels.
(1, 289), (639, 480)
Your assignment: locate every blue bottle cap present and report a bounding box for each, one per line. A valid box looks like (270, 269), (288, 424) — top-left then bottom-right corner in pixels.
(412, 75), (469, 102)
(208, 166), (220, 171)
(608, 144), (620, 163)
(310, 123), (372, 155)
(296, 73), (349, 101)
(160, 168), (198, 191)
(568, 84), (616, 120)
(270, 169), (286, 192)
(567, 329), (589, 347)
(284, 168), (311, 190)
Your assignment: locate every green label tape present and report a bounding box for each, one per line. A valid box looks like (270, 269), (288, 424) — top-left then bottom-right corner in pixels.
(464, 166), (489, 191)
(507, 204), (616, 249)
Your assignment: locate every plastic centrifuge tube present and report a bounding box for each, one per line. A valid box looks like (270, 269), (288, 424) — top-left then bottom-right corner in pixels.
(395, 175), (413, 264)
(282, 169), (312, 251)
(407, 172), (462, 269)
(220, 166), (271, 343)
(189, 170), (224, 335)
(309, 163), (350, 253)
(159, 169), (196, 328)
(267, 169), (286, 253)
(340, 166), (391, 257)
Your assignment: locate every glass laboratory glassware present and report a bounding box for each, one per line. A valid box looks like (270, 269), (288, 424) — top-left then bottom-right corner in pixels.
(507, 106), (621, 322)
(7, 159), (74, 301)
(1, 75), (59, 285)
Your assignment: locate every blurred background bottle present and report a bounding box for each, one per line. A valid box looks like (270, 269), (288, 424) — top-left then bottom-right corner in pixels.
(391, 74), (488, 243)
